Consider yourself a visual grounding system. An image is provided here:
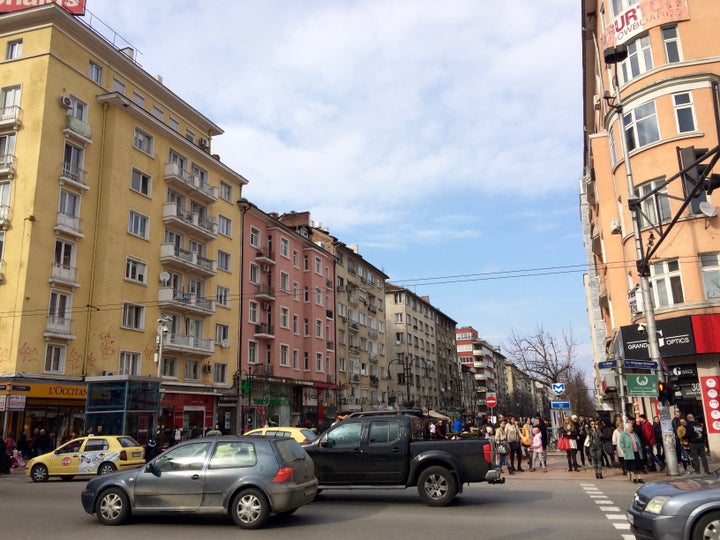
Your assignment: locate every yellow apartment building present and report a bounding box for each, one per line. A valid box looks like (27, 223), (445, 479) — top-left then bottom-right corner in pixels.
(0, 5), (247, 444)
(581, 0), (720, 456)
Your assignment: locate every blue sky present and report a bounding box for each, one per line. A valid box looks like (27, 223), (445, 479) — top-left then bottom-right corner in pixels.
(85, 1), (588, 363)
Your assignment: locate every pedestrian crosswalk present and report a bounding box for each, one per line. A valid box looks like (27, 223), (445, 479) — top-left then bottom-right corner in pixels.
(580, 483), (634, 540)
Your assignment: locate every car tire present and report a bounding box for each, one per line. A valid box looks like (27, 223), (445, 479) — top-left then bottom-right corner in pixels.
(692, 511), (720, 540)
(97, 462), (116, 475)
(60, 475), (75, 481)
(96, 487), (130, 526)
(231, 488), (270, 529)
(30, 463), (49, 483)
(417, 466), (457, 507)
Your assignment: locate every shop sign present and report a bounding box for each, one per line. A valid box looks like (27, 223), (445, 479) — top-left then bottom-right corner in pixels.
(0, 0), (86, 15)
(620, 316), (695, 360)
(0, 394), (6, 411)
(700, 376), (720, 434)
(626, 374), (658, 397)
(302, 387), (318, 407)
(601, 0), (689, 49)
(8, 394), (26, 411)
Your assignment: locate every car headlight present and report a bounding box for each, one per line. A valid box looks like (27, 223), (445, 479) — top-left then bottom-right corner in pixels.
(645, 496), (671, 514)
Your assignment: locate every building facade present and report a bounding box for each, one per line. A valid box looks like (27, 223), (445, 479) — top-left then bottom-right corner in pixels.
(581, 0), (720, 456)
(0, 5), (248, 443)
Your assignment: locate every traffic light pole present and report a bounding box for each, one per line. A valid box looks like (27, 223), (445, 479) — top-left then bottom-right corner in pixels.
(604, 45), (677, 475)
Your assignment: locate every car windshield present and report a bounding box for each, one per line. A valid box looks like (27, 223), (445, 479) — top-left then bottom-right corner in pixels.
(301, 429), (318, 442)
(117, 436), (140, 447)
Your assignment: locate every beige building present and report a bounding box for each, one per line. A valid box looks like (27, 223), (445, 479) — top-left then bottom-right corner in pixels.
(582, 0), (720, 455)
(0, 5), (247, 442)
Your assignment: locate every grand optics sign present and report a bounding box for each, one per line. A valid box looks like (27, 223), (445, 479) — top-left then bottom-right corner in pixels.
(620, 315), (695, 361)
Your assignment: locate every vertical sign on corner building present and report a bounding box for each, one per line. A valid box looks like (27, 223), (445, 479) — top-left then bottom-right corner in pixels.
(601, 0), (689, 50)
(700, 376), (720, 434)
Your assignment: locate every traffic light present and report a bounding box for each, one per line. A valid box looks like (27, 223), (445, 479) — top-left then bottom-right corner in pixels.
(668, 373), (682, 405)
(658, 380), (669, 404)
(679, 146), (720, 195)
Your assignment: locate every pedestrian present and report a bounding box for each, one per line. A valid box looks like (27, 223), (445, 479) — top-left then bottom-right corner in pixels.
(521, 417), (533, 469)
(612, 416), (626, 474)
(16, 432), (28, 459)
(171, 425), (182, 446)
(205, 423), (222, 436)
(672, 409), (684, 470)
(685, 414), (710, 475)
(653, 415), (664, 462)
(639, 414), (664, 472)
(529, 426), (546, 472)
(96, 425), (104, 436)
(587, 420), (604, 479)
(599, 419), (614, 467)
(435, 420), (447, 440)
(574, 414), (588, 467)
(535, 416), (548, 453)
(559, 415), (579, 472)
(505, 416), (523, 472)
(190, 424), (201, 439)
(452, 418), (463, 434)
(676, 418), (692, 473)
(0, 428), (10, 474)
(619, 421), (644, 484)
(495, 420), (512, 474)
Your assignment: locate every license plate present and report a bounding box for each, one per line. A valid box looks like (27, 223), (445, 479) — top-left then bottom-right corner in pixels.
(626, 512), (634, 525)
(132, 452), (142, 458)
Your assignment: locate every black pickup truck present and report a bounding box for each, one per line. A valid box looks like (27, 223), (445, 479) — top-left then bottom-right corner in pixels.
(302, 410), (504, 506)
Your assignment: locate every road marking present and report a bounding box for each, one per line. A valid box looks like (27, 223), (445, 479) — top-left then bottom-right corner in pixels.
(581, 482), (631, 540)
(600, 506), (620, 512)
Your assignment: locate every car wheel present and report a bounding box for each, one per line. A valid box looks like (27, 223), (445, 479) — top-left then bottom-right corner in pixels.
(60, 475), (75, 481)
(97, 462), (116, 475)
(231, 488), (270, 529)
(692, 511), (720, 540)
(417, 466), (457, 507)
(30, 464), (49, 483)
(96, 487), (130, 526)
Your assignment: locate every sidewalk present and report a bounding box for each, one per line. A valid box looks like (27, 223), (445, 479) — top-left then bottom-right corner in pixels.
(501, 451), (720, 482)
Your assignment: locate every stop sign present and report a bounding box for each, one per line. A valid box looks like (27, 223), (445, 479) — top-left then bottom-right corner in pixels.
(486, 395), (497, 408)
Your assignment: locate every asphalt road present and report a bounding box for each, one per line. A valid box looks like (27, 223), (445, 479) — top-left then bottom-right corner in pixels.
(0, 469), (639, 540)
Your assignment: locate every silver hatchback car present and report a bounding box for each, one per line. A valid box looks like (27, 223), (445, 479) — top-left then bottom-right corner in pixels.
(81, 435), (318, 529)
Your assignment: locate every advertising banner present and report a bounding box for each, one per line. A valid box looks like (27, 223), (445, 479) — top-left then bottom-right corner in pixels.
(626, 374), (659, 397)
(620, 316), (695, 360)
(700, 376), (720, 434)
(601, 0), (689, 49)
(0, 1), (86, 15)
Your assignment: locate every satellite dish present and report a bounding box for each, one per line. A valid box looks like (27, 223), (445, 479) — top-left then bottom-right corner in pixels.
(699, 202), (718, 218)
(159, 271), (170, 285)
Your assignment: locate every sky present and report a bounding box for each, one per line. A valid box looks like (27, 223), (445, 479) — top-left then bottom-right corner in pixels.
(83, 1), (589, 367)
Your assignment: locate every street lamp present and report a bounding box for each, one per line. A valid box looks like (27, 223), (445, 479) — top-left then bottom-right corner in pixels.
(154, 316), (171, 378)
(385, 355), (429, 409)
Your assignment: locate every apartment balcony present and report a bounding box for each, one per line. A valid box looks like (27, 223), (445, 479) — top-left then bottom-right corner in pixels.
(474, 373), (487, 381)
(0, 204), (9, 228)
(49, 262), (80, 288)
(157, 286), (216, 316)
(476, 386), (488, 394)
(55, 212), (84, 238)
(160, 243), (216, 277)
(0, 153), (16, 178)
(162, 203), (217, 240)
(63, 116), (92, 145)
(473, 360), (485, 369)
(326, 340), (334, 350)
(161, 332), (214, 357)
(59, 162), (90, 191)
(44, 316), (76, 340)
(348, 321), (359, 333)
(369, 353), (378, 364)
(164, 162), (217, 203)
(369, 375), (379, 387)
(254, 284), (275, 300)
(368, 328), (378, 339)
(0, 105), (21, 130)
(349, 345), (360, 356)
(254, 249), (275, 264)
(254, 324), (275, 339)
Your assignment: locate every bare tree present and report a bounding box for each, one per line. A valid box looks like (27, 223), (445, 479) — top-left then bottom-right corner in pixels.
(564, 366), (595, 415)
(504, 325), (578, 388)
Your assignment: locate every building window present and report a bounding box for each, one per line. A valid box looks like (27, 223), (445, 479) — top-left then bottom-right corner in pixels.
(131, 168), (151, 196)
(133, 127), (153, 154)
(304, 352), (309, 371)
(637, 180), (671, 228)
(395, 313), (403, 323)
(394, 293), (403, 304)
(293, 282), (300, 301)
(125, 256), (147, 284)
(185, 129), (194, 143)
(161, 357), (177, 378)
(119, 351), (141, 375)
(250, 227), (260, 248)
(619, 34), (652, 84)
(151, 106), (164, 120)
(316, 353), (323, 372)
(624, 101), (660, 152)
(215, 323), (229, 344)
(112, 78), (125, 94)
(701, 253), (720, 300)
(315, 257), (322, 274)
(304, 318), (309, 336)
(280, 307), (289, 328)
(132, 92), (145, 107)
(54, 239), (75, 275)
(169, 117), (179, 131)
(293, 350), (299, 369)
(217, 250), (231, 271)
(316, 319), (322, 338)
(122, 303), (144, 329)
(249, 264), (259, 284)
(673, 92), (696, 134)
(213, 363), (228, 384)
(649, 259), (684, 308)
(6, 39), (22, 60)
(248, 341), (258, 364)
(68, 95), (87, 122)
(303, 255), (309, 271)
(58, 189), (80, 219)
(128, 210), (149, 239)
(662, 25), (681, 63)
(280, 237), (289, 258)
(303, 286), (309, 302)
(216, 286), (230, 307)
(249, 301), (258, 323)
(45, 344), (65, 373)
(280, 344), (289, 367)
(315, 287), (322, 305)
(293, 315), (299, 334)
(185, 359), (200, 381)
(219, 181), (232, 201)
(62, 142), (84, 184)
(48, 290), (71, 326)
(218, 215), (231, 236)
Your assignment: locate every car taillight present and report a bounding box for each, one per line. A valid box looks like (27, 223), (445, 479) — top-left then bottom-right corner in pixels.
(119, 450), (127, 461)
(272, 467), (294, 483)
(483, 442), (492, 464)
(301, 438), (308, 444)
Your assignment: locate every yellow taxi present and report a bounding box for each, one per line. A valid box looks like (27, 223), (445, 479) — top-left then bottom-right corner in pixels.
(244, 426), (318, 444)
(25, 435), (145, 482)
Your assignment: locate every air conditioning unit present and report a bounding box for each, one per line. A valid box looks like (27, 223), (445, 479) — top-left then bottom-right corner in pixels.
(59, 96), (73, 108)
(203, 364), (213, 374)
(261, 302), (270, 310)
(220, 340), (230, 349)
(260, 264), (270, 272)
(610, 218), (621, 234)
(101, 370), (115, 376)
(199, 137), (209, 148)
(593, 94), (601, 110)
(0, 218), (9, 230)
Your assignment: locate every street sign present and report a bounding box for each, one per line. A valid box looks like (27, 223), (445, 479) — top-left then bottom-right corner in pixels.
(551, 383), (565, 396)
(486, 395), (497, 408)
(598, 360), (617, 370)
(626, 374), (659, 397)
(623, 359), (659, 370)
(550, 401), (570, 409)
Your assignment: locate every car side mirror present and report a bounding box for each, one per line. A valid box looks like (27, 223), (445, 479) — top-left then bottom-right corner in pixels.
(319, 435), (331, 448)
(145, 462), (159, 476)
